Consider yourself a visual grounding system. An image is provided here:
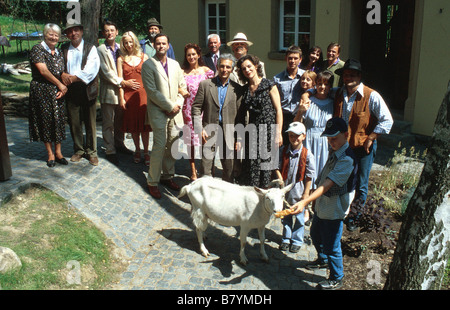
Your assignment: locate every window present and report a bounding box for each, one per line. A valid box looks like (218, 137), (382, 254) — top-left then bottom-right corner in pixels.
(279, 0), (311, 52)
(206, 0), (227, 45)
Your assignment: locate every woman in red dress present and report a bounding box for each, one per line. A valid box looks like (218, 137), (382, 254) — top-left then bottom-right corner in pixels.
(118, 31), (151, 165)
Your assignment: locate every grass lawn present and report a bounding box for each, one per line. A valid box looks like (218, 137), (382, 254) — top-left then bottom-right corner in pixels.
(0, 185), (128, 290)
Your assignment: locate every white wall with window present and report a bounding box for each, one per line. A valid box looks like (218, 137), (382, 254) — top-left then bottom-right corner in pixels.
(279, 0), (311, 52)
(205, 0), (227, 45)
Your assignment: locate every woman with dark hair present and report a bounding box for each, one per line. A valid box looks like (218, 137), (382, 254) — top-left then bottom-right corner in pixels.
(236, 54), (283, 188)
(300, 46), (323, 73)
(181, 43), (214, 180)
(28, 23), (68, 167)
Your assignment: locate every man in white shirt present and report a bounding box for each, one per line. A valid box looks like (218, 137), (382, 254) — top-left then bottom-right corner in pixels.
(61, 23), (100, 166)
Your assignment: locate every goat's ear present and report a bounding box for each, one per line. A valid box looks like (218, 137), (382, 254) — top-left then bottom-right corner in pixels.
(254, 187), (268, 195)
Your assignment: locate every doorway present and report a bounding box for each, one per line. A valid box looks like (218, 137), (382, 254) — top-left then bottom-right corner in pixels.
(359, 0), (415, 116)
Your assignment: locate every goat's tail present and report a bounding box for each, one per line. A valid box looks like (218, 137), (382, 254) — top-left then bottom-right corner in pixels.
(178, 183), (191, 199)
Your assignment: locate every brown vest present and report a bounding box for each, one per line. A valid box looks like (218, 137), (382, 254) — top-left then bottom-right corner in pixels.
(280, 146), (308, 183)
(61, 41), (98, 101)
(334, 85), (377, 149)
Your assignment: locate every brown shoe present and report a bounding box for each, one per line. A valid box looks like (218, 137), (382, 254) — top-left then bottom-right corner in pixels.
(89, 156), (99, 166)
(148, 185), (161, 199)
(160, 178), (180, 191)
(70, 154), (83, 162)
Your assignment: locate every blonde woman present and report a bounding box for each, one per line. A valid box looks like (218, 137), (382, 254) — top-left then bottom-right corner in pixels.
(118, 31), (151, 165)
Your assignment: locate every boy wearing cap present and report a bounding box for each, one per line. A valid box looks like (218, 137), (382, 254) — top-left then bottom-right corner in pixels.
(290, 117), (357, 290)
(275, 122), (316, 253)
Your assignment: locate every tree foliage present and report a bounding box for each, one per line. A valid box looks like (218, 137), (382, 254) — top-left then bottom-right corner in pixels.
(2, 0), (159, 36)
(101, 0), (159, 35)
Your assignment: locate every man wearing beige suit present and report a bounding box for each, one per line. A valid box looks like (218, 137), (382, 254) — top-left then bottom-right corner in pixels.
(98, 20), (137, 164)
(142, 33), (187, 199)
(192, 54), (245, 183)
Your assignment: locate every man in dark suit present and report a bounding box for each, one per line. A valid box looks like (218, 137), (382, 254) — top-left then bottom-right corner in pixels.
(192, 53), (245, 183)
(202, 34), (221, 73)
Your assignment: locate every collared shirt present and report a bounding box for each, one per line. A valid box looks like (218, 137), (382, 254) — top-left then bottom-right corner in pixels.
(41, 41), (59, 55)
(216, 78), (230, 123)
(315, 142), (355, 220)
(341, 83), (393, 135)
(66, 39), (100, 84)
(278, 144), (316, 205)
(273, 68), (305, 115)
(105, 42), (120, 67)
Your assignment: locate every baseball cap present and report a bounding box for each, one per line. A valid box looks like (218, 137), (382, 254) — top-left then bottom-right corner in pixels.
(286, 122), (306, 135)
(321, 117), (348, 137)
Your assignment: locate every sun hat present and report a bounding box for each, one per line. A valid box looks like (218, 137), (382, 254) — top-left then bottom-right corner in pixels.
(227, 32), (253, 47)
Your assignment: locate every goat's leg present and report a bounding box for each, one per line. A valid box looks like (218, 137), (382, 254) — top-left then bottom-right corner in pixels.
(239, 226), (250, 265)
(196, 228), (210, 257)
(258, 226), (269, 262)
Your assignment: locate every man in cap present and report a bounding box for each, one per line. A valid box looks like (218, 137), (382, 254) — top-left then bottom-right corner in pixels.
(61, 22), (100, 166)
(302, 58), (393, 212)
(227, 32), (265, 84)
(140, 18), (175, 60)
(334, 59), (393, 230)
(290, 117), (358, 290)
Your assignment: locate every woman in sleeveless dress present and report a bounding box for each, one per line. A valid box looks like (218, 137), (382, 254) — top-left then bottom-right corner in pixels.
(118, 31), (151, 165)
(236, 54), (283, 188)
(181, 43), (214, 180)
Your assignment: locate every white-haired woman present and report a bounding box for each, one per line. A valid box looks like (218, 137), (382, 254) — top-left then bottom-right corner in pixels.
(28, 23), (68, 167)
(118, 31), (151, 165)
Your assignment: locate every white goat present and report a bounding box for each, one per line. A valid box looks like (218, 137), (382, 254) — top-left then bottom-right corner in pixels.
(178, 177), (293, 265)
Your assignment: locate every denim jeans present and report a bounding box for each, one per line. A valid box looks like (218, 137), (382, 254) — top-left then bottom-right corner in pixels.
(353, 139), (377, 204)
(281, 208), (305, 246)
(310, 215), (344, 281)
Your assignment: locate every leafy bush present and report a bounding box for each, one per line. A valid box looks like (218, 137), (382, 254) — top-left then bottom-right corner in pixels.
(347, 196), (396, 253)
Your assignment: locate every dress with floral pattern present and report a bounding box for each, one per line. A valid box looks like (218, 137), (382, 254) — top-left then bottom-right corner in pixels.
(28, 43), (66, 143)
(182, 69), (214, 146)
(240, 78), (277, 188)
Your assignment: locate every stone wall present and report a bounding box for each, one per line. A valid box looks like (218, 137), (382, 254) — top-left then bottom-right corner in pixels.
(1, 93), (30, 117)
(1, 92), (102, 120)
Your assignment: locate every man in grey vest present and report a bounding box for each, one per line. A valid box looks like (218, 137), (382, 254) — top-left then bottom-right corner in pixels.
(61, 23), (100, 166)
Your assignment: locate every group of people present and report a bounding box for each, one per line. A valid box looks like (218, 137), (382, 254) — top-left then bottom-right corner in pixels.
(28, 18), (393, 290)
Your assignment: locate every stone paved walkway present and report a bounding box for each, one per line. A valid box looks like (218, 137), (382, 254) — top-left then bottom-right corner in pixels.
(1, 116), (330, 290)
